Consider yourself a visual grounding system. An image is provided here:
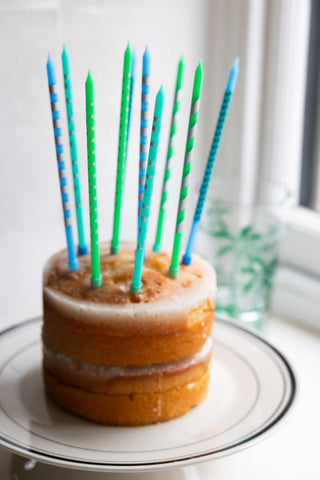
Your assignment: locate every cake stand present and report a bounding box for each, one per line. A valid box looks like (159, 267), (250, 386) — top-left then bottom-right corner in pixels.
(0, 317), (296, 479)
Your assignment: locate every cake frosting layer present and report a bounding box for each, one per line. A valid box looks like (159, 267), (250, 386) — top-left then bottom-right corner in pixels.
(42, 246), (216, 366)
(43, 244), (216, 333)
(43, 337), (213, 383)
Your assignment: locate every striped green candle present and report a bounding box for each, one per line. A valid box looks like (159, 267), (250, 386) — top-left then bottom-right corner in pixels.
(125, 48), (136, 168)
(131, 86), (164, 294)
(153, 56), (184, 253)
(85, 71), (101, 288)
(182, 58), (239, 266)
(62, 45), (87, 256)
(111, 43), (132, 254)
(169, 61), (203, 278)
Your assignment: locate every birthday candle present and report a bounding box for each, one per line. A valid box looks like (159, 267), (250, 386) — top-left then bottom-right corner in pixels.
(131, 86), (164, 294)
(182, 59), (239, 266)
(85, 71), (101, 288)
(125, 48), (136, 168)
(138, 46), (150, 226)
(46, 54), (79, 272)
(111, 43), (132, 254)
(153, 56), (184, 253)
(169, 61), (203, 278)
(62, 45), (87, 256)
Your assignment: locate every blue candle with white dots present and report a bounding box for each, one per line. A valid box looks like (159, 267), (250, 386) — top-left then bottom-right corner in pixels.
(46, 53), (79, 272)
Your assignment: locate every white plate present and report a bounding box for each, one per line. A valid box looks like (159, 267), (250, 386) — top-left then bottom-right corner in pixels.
(0, 317), (296, 472)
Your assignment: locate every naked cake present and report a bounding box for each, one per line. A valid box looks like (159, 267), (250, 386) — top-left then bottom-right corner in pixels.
(42, 244), (216, 425)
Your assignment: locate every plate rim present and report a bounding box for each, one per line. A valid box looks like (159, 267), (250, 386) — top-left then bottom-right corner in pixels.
(0, 317), (297, 472)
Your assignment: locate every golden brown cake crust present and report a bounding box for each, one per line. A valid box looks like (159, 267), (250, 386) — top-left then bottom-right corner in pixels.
(43, 298), (213, 366)
(43, 366), (210, 426)
(44, 245), (212, 306)
(43, 246), (216, 366)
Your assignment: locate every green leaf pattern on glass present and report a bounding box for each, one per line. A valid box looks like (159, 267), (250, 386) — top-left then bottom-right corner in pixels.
(242, 257), (278, 294)
(207, 199), (279, 296)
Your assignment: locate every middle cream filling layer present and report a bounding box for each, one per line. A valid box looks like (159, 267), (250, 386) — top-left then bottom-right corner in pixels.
(43, 337), (213, 382)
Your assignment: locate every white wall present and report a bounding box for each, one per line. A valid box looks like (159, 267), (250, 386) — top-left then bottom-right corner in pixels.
(0, 0), (247, 325)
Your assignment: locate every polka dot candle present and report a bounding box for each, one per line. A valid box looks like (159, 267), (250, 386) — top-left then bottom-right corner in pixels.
(46, 54), (79, 272)
(85, 70), (101, 288)
(111, 43), (132, 254)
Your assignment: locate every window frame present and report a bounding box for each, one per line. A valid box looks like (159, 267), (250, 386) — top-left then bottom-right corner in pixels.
(300, 0), (320, 211)
(253, 0), (320, 329)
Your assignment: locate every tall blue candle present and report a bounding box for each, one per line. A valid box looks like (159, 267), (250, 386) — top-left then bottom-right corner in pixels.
(138, 46), (150, 227)
(46, 53), (79, 271)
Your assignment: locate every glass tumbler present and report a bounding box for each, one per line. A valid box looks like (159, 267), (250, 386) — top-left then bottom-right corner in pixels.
(195, 177), (290, 327)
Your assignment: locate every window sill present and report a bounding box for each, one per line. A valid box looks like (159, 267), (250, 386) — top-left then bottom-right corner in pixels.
(285, 205), (320, 237)
(271, 265), (320, 333)
(277, 205), (320, 276)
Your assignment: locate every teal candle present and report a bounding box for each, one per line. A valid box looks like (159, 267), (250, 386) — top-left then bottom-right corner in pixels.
(131, 86), (164, 294)
(62, 45), (87, 256)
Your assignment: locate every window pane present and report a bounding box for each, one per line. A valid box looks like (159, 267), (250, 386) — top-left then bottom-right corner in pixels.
(300, 0), (320, 213)
(316, 163), (320, 212)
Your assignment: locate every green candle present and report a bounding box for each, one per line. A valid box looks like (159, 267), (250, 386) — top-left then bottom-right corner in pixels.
(85, 71), (101, 287)
(111, 43), (132, 254)
(169, 60), (203, 277)
(153, 56), (184, 252)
